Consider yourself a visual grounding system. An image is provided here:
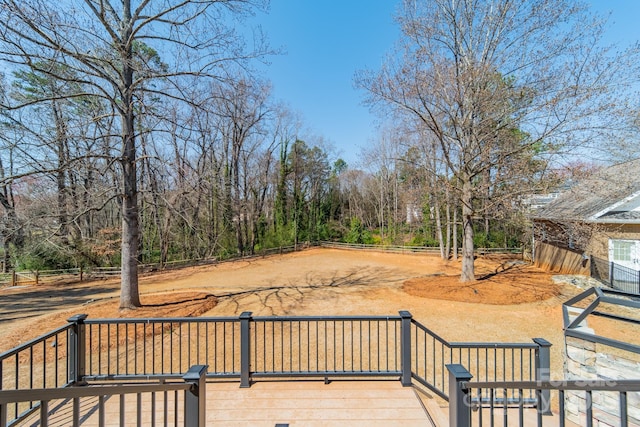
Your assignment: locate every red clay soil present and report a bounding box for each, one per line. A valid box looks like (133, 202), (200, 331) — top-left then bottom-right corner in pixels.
(1, 251), (562, 352)
(0, 292), (216, 353)
(0, 247), (609, 377)
(403, 262), (560, 305)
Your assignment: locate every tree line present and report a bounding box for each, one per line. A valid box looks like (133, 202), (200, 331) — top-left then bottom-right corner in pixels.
(0, 0), (638, 307)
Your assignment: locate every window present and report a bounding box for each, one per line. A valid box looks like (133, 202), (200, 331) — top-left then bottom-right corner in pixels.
(611, 240), (633, 262)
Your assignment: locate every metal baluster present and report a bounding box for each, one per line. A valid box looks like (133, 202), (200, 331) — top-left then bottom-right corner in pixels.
(42, 340), (46, 388)
(119, 393), (125, 427)
(341, 321), (345, 371)
(620, 391), (628, 427)
(206, 322), (211, 373)
(178, 322), (182, 373)
(490, 388), (495, 427)
(432, 336), (436, 387)
(134, 323), (138, 374)
(56, 331), (60, 386)
(163, 389), (168, 427)
(39, 400), (48, 427)
(478, 388), (483, 426)
(307, 320), (311, 372)
(71, 395), (80, 427)
(151, 391), (156, 426)
(106, 323), (115, 375)
(503, 388), (508, 426)
(99, 395), (106, 427)
(350, 320), (354, 372)
(559, 390), (565, 427)
(174, 389), (178, 426)
(586, 390), (593, 427)
(518, 388), (524, 427)
(187, 322), (192, 369)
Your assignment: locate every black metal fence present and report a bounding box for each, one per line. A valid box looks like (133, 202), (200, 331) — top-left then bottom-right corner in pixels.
(447, 364), (640, 427)
(82, 316), (242, 380)
(0, 365), (206, 427)
(591, 255), (640, 294)
(249, 315), (402, 380)
(0, 311), (549, 426)
(410, 320), (546, 401)
(0, 322), (73, 394)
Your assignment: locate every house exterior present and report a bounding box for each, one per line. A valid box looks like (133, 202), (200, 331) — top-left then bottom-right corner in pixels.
(531, 159), (640, 275)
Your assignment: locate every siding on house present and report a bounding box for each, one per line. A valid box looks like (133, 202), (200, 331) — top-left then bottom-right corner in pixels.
(531, 159), (640, 274)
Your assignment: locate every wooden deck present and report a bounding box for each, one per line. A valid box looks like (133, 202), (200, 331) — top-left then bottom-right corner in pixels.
(17, 380), (434, 426)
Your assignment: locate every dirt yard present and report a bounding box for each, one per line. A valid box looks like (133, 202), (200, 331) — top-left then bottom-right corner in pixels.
(0, 247), (625, 376)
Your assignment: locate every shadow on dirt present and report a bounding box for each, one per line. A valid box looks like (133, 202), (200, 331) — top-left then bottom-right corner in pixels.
(0, 283), (120, 324)
(215, 266), (402, 315)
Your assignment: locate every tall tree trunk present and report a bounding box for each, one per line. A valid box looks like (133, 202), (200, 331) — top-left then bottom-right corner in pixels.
(53, 102), (70, 244)
(119, 0), (140, 309)
(460, 178), (475, 282)
(445, 187), (451, 259)
(120, 110), (140, 307)
(434, 193), (445, 259)
(452, 201), (458, 260)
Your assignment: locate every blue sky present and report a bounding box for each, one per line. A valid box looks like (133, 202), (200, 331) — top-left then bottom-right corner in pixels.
(254, 1), (640, 166)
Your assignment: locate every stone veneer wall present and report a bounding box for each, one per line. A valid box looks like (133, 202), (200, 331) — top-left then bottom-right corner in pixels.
(565, 334), (640, 426)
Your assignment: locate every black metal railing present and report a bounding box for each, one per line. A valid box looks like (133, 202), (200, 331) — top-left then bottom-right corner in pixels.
(249, 315), (402, 379)
(0, 365), (206, 427)
(82, 316), (241, 380)
(610, 262), (640, 294)
(447, 364), (640, 427)
(0, 323), (74, 391)
(0, 323), (74, 424)
(591, 256), (640, 295)
(410, 320), (546, 401)
(0, 311), (550, 425)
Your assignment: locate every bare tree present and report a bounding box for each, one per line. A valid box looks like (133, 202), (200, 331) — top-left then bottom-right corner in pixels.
(356, 0), (638, 281)
(360, 130), (402, 243)
(211, 78), (271, 254)
(0, 0), (270, 307)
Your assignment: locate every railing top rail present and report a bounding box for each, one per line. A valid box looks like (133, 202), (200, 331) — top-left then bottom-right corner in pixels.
(411, 319), (449, 345)
(84, 316), (240, 324)
(410, 320), (536, 349)
(251, 315), (402, 322)
(0, 323), (72, 360)
(0, 382), (192, 404)
(462, 379), (640, 392)
(81, 315), (404, 325)
(448, 342), (539, 349)
(565, 328), (640, 354)
(600, 287), (640, 298)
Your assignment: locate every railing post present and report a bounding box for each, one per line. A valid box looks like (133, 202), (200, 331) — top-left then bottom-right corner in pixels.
(609, 261), (614, 287)
(183, 365), (207, 427)
(239, 312), (252, 388)
(67, 314), (88, 385)
(1, 401), (7, 427)
(399, 310), (412, 386)
(446, 364), (473, 427)
(533, 338), (552, 415)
